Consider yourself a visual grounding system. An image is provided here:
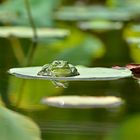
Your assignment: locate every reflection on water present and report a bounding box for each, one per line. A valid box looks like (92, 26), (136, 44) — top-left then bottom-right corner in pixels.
(17, 77), (139, 140)
(38, 120), (117, 135)
(30, 105), (123, 140)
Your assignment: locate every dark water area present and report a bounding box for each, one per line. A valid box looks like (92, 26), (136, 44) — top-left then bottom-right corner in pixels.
(17, 77), (140, 140)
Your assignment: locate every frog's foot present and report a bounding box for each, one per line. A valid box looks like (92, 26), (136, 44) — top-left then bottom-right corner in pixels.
(51, 80), (69, 88)
(37, 64), (49, 76)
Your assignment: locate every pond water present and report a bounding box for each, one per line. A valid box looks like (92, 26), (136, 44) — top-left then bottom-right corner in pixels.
(1, 58), (140, 140)
(0, 23), (140, 140)
(1, 71), (138, 140)
(20, 78), (140, 140)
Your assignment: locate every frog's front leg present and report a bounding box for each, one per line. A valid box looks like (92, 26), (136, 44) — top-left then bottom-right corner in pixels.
(37, 64), (49, 76)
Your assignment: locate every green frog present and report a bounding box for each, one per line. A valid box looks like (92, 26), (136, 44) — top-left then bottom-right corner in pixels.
(37, 60), (79, 77)
(37, 60), (79, 88)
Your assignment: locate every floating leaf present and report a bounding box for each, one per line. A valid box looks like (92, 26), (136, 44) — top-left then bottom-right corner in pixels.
(9, 66), (132, 81)
(126, 64), (140, 78)
(124, 24), (140, 63)
(78, 20), (123, 31)
(0, 0), (61, 26)
(0, 106), (41, 140)
(126, 37), (140, 44)
(55, 6), (133, 21)
(42, 96), (123, 108)
(112, 64), (140, 78)
(0, 26), (70, 38)
(124, 24), (140, 43)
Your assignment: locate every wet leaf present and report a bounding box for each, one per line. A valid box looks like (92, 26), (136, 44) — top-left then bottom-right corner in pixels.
(42, 96), (123, 108)
(0, 106), (41, 140)
(9, 66), (132, 81)
(0, 26), (69, 39)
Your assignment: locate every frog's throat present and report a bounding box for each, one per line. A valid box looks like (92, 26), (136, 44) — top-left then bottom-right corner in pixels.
(52, 69), (72, 77)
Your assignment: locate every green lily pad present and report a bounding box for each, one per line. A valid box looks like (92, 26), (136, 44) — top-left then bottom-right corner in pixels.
(0, 26), (70, 38)
(55, 6), (133, 21)
(79, 20), (123, 31)
(42, 96), (123, 108)
(0, 0), (61, 26)
(0, 106), (41, 140)
(9, 66), (132, 81)
(124, 24), (140, 63)
(126, 37), (140, 44)
(124, 24), (140, 41)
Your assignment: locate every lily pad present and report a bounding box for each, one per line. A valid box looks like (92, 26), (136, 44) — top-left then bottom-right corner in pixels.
(124, 24), (140, 43)
(78, 20), (123, 31)
(9, 66), (132, 81)
(0, 26), (70, 38)
(55, 6), (133, 21)
(124, 24), (140, 63)
(41, 96), (123, 108)
(126, 37), (140, 44)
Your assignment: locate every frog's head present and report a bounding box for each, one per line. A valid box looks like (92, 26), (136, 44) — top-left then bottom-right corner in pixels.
(51, 60), (69, 69)
(37, 60), (79, 77)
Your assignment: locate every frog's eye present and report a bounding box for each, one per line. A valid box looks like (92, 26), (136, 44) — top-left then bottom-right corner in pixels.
(53, 61), (60, 65)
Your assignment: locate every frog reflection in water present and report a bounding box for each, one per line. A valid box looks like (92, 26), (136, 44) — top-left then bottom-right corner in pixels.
(37, 60), (79, 88)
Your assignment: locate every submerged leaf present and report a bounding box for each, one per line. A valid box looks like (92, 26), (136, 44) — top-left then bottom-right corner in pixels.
(9, 66), (132, 81)
(42, 96), (123, 108)
(0, 106), (41, 140)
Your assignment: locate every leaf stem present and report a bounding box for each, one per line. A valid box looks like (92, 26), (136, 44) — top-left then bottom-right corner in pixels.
(16, 0), (38, 107)
(24, 0), (38, 66)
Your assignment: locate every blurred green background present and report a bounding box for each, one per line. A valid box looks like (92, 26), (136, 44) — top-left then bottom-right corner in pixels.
(0, 0), (140, 140)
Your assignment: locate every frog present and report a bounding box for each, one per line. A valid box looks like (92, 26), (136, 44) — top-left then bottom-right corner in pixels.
(37, 60), (79, 88)
(37, 60), (79, 77)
